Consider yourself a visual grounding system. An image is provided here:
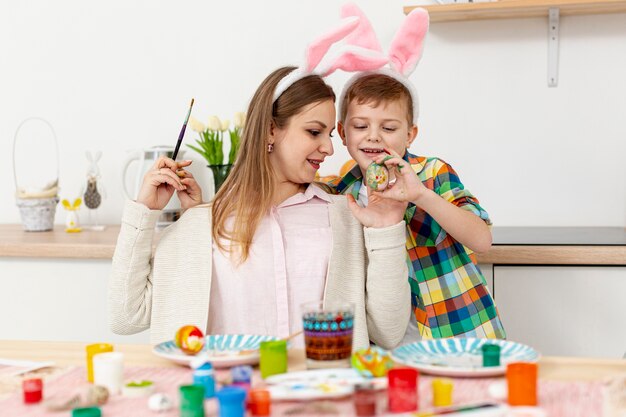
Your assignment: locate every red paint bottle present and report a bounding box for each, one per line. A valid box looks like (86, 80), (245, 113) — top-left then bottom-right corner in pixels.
(23, 378), (43, 404)
(387, 368), (418, 413)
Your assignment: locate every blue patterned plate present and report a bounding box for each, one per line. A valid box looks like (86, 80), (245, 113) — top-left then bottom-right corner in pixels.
(391, 338), (540, 377)
(152, 334), (280, 368)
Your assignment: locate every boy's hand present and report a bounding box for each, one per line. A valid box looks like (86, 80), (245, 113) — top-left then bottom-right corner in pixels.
(371, 149), (429, 206)
(347, 193), (407, 228)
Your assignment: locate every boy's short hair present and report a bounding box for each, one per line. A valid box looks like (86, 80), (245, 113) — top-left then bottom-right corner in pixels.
(339, 73), (414, 126)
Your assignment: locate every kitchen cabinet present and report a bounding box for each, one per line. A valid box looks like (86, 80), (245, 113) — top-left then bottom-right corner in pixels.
(404, 0), (626, 22)
(491, 265), (626, 359)
(0, 258), (149, 344)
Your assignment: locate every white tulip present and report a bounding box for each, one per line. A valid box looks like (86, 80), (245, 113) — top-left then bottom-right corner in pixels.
(207, 116), (221, 131)
(233, 112), (246, 129)
(221, 119), (230, 131)
(188, 116), (206, 133)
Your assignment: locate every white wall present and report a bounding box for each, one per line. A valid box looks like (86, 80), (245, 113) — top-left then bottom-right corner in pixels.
(1, 0), (625, 227)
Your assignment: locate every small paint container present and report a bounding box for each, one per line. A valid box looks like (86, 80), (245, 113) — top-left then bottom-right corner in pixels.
(482, 344), (501, 367)
(230, 366), (253, 391)
(122, 380), (155, 398)
(216, 386), (247, 417)
(354, 382), (378, 416)
(260, 340), (287, 379)
(192, 361), (215, 398)
(179, 384), (206, 417)
(387, 367), (419, 413)
(92, 352), (124, 395)
(248, 389), (271, 416)
(85, 343), (113, 383)
(22, 378), (43, 404)
(507, 362), (538, 406)
(432, 378), (453, 407)
(71, 407), (102, 417)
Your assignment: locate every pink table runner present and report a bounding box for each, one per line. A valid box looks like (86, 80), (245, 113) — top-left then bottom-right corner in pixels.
(0, 365), (607, 417)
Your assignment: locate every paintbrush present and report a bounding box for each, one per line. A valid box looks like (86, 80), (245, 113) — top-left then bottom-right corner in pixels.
(172, 98), (195, 161)
(284, 330), (303, 342)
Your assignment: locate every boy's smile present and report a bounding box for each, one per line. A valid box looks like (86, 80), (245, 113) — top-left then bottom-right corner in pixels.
(338, 99), (417, 175)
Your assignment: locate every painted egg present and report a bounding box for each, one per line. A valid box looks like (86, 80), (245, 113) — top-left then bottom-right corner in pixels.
(351, 346), (394, 378)
(175, 325), (205, 355)
(148, 393), (173, 412)
(365, 163), (389, 191)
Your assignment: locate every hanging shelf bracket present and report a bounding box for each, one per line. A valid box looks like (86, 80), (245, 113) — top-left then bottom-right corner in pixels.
(548, 7), (560, 87)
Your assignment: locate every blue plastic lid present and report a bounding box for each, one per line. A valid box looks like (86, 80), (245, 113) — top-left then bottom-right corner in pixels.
(216, 386), (247, 403)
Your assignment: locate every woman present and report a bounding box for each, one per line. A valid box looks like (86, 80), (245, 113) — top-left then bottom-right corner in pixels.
(109, 67), (412, 350)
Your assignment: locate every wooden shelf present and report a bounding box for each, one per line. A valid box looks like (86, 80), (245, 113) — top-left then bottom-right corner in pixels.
(404, 0), (626, 22)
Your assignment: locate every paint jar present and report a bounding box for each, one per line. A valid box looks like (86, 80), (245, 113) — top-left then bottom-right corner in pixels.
(179, 384), (206, 417)
(216, 386), (247, 417)
(301, 301), (354, 369)
(22, 378), (43, 404)
(432, 378), (453, 407)
(92, 352), (124, 395)
(85, 343), (113, 382)
(230, 366), (253, 391)
(71, 407), (102, 417)
(354, 382), (378, 416)
(260, 340), (287, 379)
(387, 368), (419, 413)
(248, 389), (271, 416)
(192, 361), (215, 398)
(507, 362), (538, 406)
(482, 344), (501, 367)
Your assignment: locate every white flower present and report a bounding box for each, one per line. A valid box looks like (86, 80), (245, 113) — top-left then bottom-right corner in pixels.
(207, 116), (221, 131)
(233, 112), (246, 129)
(220, 119), (230, 131)
(188, 116), (206, 133)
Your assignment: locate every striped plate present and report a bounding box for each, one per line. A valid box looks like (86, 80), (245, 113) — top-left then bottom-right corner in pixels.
(152, 334), (280, 368)
(391, 338), (540, 377)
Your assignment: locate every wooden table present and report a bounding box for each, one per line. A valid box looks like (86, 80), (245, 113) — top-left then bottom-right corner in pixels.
(2, 340), (626, 384)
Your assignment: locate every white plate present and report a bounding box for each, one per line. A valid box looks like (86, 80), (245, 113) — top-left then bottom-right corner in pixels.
(152, 334), (279, 368)
(265, 368), (387, 401)
(390, 338), (540, 377)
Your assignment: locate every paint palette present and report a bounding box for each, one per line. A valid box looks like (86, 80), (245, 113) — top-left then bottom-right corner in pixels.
(152, 334), (280, 368)
(265, 368), (387, 401)
(391, 338), (540, 377)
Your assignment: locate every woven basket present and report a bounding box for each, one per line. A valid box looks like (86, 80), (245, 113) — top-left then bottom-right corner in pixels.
(13, 118), (60, 232)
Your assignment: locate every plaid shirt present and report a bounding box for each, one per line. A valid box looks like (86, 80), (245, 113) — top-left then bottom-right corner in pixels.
(327, 151), (506, 339)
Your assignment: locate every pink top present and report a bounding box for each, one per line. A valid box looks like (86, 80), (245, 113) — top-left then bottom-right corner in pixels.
(208, 184), (332, 347)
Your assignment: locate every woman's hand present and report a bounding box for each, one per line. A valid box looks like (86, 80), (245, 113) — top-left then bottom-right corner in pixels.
(176, 169), (203, 210)
(371, 149), (429, 206)
(136, 157), (202, 210)
(347, 192), (407, 228)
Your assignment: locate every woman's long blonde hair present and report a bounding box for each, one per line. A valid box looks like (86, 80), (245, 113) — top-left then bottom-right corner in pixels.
(212, 66), (335, 262)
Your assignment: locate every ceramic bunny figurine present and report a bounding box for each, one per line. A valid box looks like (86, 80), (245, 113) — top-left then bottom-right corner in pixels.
(82, 151), (106, 231)
(61, 198), (82, 233)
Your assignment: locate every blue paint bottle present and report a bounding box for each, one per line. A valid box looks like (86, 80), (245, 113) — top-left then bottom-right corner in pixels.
(191, 357), (215, 398)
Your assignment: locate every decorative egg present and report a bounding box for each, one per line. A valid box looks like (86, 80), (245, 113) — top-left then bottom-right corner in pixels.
(351, 346), (394, 378)
(148, 393), (173, 412)
(175, 325), (205, 355)
(365, 162), (389, 191)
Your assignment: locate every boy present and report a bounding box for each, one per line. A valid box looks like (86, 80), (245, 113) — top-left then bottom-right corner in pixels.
(328, 73), (506, 341)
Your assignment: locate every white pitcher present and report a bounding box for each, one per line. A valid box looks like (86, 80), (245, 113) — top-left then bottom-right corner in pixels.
(122, 145), (185, 228)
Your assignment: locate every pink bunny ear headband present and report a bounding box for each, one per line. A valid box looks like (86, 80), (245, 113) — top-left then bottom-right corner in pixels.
(272, 14), (389, 102)
(337, 3), (430, 124)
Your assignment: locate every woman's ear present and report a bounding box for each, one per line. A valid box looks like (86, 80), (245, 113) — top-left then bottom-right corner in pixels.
(406, 124), (418, 148)
(337, 121), (347, 146)
(268, 120), (276, 144)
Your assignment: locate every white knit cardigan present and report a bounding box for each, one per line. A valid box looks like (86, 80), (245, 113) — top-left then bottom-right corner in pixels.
(109, 197), (411, 349)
